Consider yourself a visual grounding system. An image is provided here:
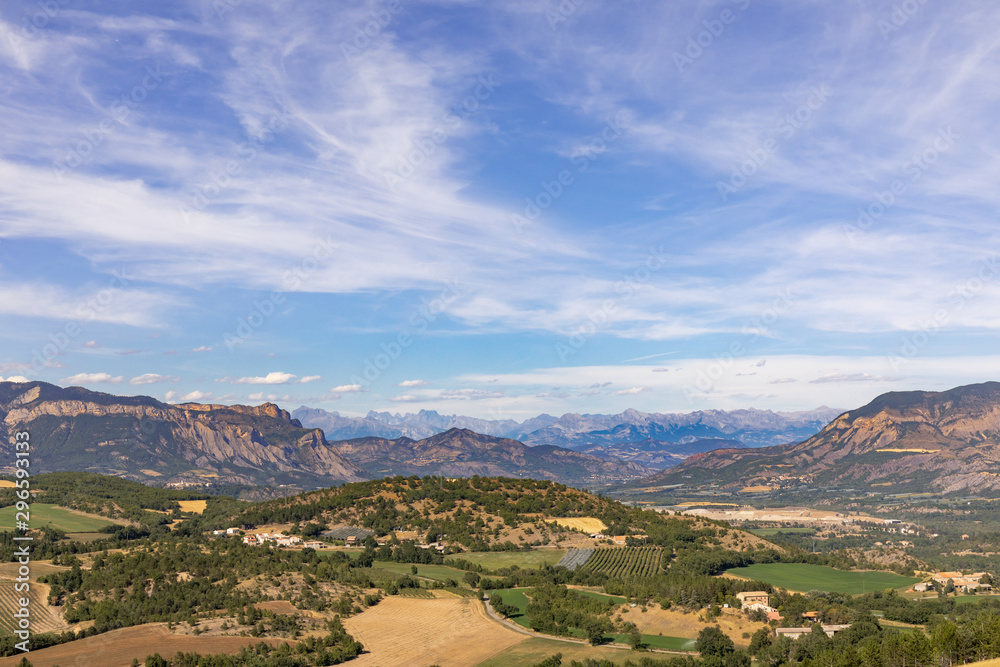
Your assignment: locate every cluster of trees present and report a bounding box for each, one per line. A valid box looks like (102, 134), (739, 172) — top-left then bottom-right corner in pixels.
(523, 585), (621, 645)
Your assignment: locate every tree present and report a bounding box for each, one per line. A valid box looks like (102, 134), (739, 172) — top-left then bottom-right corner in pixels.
(697, 626), (735, 658)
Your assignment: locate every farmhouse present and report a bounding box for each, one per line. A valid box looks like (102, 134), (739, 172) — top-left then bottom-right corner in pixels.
(932, 572), (991, 592)
(737, 591), (770, 606)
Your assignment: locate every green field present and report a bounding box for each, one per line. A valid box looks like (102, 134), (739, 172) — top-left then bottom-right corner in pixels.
(725, 563), (920, 594)
(371, 561), (470, 583)
(489, 588), (532, 628)
(446, 549), (567, 571)
(0, 503), (115, 533)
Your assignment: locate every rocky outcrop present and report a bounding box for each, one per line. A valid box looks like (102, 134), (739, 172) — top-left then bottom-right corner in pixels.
(0, 382), (363, 486)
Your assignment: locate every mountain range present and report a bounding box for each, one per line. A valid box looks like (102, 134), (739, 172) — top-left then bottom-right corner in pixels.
(292, 405), (842, 450)
(0, 381), (653, 488)
(644, 381), (1000, 494)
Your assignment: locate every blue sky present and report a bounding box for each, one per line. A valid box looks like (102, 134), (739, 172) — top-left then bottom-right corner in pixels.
(2, 0), (1000, 420)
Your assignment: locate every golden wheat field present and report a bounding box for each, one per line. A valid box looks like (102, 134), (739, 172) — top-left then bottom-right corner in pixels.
(342, 596), (526, 666)
(550, 517), (608, 533)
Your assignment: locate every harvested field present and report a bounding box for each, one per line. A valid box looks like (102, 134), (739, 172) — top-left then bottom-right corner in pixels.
(0, 481), (15, 488)
(178, 500), (207, 514)
(342, 596), (525, 666)
(0, 560), (69, 580)
(255, 600), (299, 615)
(0, 622), (287, 667)
(0, 580), (67, 634)
(550, 517), (607, 533)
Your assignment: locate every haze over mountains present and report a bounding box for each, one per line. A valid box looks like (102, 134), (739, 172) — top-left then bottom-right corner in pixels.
(647, 382), (1000, 495)
(292, 405), (843, 449)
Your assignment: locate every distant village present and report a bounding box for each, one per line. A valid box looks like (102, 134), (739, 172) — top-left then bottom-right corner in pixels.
(211, 525), (449, 553)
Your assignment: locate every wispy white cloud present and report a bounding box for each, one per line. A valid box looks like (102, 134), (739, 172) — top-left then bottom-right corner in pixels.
(233, 372), (297, 385)
(129, 373), (176, 385)
(61, 372), (123, 384)
(398, 379), (429, 387)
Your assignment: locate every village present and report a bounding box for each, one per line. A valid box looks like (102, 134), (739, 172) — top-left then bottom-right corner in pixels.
(210, 525), (451, 554)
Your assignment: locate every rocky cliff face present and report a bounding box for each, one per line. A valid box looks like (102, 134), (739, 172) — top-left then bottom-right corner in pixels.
(0, 382), (363, 486)
(644, 382), (1000, 494)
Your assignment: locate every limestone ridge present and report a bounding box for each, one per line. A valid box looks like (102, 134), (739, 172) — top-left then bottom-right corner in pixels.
(0, 381), (364, 486)
(643, 382), (1000, 494)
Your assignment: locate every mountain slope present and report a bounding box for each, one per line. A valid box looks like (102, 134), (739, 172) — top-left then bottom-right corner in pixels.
(0, 381), (364, 486)
(642, 382), (1000, 494)
(330, 427), (656, 485)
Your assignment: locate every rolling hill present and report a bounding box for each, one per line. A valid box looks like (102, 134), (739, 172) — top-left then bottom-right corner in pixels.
(329, 428), (656, 484)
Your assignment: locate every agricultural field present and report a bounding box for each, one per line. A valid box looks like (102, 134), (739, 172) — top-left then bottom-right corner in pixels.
(0, 580), (66, 635)
(446, 549), (567, 570)
(556, 548), (593, 571)
(0, 502), (115, 532)
(579, 546), (663, 578)
(0, 622), (288, 667)
(725, 563), (920, 594)
(342, 596), (525, 667)
(177, 499), (207, 514)
(370, 561), (470, 583)
(550, 517), (608, 533)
